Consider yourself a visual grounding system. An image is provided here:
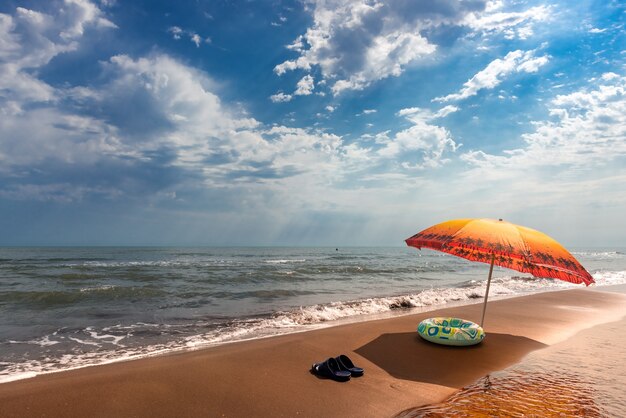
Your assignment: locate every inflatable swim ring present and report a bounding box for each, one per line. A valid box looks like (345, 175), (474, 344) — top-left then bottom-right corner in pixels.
(417, 317), (485, 346)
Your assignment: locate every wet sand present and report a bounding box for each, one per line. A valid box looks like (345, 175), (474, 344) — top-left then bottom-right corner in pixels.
(1, 288), (625, 418)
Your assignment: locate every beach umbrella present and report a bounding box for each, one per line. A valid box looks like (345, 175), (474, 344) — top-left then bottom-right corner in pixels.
(405, 218), (594, 327)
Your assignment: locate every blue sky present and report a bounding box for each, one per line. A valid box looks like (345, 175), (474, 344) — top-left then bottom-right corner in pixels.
(0, 0), (624, 246)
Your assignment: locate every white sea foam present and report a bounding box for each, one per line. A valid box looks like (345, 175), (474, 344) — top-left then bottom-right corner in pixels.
(68, 259), (237, 268)
(8, 335), (61, 347)
(0, 371), (38, 383)
(79, 285), (116, 293)
(264, 259), (306, 264)
(86, 328), (126, 346)
(592, 270), (626, 285)
(68, 337), (101, 347)
(572, 251), (624, 258)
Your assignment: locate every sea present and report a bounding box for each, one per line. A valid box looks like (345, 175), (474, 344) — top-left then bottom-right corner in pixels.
(1, 246), (625, 385)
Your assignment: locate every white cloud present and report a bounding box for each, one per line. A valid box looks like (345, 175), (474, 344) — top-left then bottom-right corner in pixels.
(0, 1), (121, 180)
(1, 1), (623, 245)
(60, 0), (117, 39)
(342, 105), (460, 172)
(450, 75), (626, 235)
(168, 26), (183, 39)
(397, 105), (458, 119)
(294, 75), (315, 95)
(273, 1), (553, 95)
(0, 1), (115, 108)
(285, 35), (305, 52)
(376, 117), (459, 168)
(330, 30), (436, 94)
(463, 3), (550, 40)
(167, 25), (208, 47)
(275, 0), (487, 94)
(435, 105), (460, 118)
(270, 75), (315, 101)
(0, 183), (121, 203)
(461, 73), (626, 177)
(271, 16), (288, 27)
(434, 49), (549, 102)
(270, 92), (293, 103)
(0, 18), (349, 204)
(190, 33), (201, 47)
(0, 107), (123, 173)
(396, 107), (421, 117)
(400, 105), (458, 124)
(601, 72), (619, 81)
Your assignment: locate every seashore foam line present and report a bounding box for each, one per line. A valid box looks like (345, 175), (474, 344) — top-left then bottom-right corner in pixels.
(1, 287), (625, 418)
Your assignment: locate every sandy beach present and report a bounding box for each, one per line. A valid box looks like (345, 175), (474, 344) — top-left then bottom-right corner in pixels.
(1, 287), (625, 418)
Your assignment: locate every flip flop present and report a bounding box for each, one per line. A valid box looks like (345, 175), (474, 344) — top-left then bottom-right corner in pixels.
(335, 354), (364, 377)
(311, 357), (351, 382)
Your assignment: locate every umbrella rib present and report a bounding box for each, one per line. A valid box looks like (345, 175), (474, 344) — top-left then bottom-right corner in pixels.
(516, 229), (534, 264)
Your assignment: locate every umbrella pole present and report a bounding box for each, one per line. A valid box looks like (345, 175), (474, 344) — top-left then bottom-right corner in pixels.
(480, 254), (496, 328)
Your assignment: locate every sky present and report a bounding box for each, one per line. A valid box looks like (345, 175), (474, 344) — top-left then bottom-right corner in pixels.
(0, 0), (624, 247)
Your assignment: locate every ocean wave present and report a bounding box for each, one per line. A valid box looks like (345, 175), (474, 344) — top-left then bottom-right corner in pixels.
(264, 259), (307, 264)
(3, 269), (626, 385)
(9, 335), (60, 347)
(59, 273), (101, 281)
(213, 289), (320, 300)
(64, 259), (237, 268)
(1, 286), (165, 308)
(0, 278), (516, 384)
(572, 251), (625, 258)
(593, 270), (626, 285)
(79, 285), (116, 293)
(2, 282), (505, 383)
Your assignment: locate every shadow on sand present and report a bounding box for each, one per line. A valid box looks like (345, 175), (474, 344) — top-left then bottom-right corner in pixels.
(355, 332), (547, 388)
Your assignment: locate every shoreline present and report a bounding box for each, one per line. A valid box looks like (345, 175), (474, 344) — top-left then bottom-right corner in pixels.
(1, 288), (625, 417)
(4, 282), (623, 386)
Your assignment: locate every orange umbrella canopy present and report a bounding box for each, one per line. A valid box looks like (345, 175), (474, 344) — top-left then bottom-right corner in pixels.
(405, 218), (594, 286)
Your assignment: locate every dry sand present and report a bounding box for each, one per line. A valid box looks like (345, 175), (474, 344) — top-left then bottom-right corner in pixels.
(1, 288), (625, 418)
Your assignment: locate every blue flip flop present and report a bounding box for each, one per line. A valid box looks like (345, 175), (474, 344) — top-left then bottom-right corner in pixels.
(335, 354), (364, 377)
(311, 357), (351, 382)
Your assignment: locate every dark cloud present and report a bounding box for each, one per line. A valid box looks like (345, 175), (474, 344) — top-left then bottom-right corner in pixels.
(98, 87), (176, 139)
(386, 0), (485, 22)
(0, 146), (190, 203)
(202, 150), (240, 165)
(225, 164), (303, 181)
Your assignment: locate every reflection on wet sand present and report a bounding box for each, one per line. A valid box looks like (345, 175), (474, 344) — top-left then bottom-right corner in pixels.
(396, 371), (602, 417)
(396, 318), (626, 418)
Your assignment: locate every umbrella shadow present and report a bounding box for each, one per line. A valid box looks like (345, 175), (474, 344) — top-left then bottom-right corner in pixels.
(355, 332), (547, 388)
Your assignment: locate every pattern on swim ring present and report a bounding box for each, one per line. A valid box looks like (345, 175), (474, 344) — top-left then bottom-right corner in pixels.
(417, 317), (485, 346)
